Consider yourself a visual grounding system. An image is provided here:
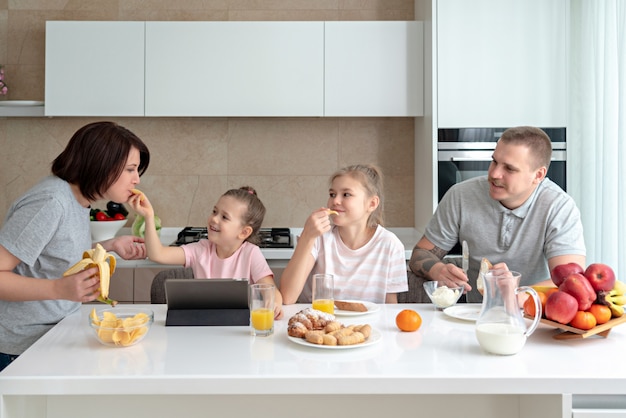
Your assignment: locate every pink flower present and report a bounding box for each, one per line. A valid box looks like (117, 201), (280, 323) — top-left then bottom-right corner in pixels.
(0, 65), (7, 95)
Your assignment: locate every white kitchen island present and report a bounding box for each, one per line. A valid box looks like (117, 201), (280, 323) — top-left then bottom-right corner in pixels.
(1, 303), (625, 418)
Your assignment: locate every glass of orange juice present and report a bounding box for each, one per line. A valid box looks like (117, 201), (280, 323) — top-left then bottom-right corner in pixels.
(312, 274), (334, 314)
(249, 283), (275, 337)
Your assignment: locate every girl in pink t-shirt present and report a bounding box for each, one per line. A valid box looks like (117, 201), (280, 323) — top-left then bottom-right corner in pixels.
(130, 186), (283, 319)
(280, 165), (408, 305)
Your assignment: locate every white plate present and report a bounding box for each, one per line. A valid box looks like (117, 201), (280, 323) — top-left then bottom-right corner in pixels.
(333, 300), (380, 316)
(443, 305), (481, 322)
(287, 328), (382, 350)
(0, 100), (44, 107)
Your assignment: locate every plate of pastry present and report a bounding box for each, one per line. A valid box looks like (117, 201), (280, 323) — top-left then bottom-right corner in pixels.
(333, 300), (380, 316)
(287, 327), (382, 350)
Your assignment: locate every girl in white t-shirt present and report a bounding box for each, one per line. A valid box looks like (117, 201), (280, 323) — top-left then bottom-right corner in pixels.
(280, 164), (408, 305)
(130, 186), (283, 319)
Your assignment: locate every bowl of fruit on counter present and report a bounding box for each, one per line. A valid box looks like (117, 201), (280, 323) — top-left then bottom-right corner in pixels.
(89, 201), (129, 242)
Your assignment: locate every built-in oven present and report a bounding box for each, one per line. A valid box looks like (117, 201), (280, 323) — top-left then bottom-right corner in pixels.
(437, 127), (567, 255)
(438, 127), (567, 201)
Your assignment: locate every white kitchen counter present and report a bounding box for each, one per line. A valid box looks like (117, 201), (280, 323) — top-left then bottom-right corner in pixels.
(1, 303), (625, 418)
(114, 227), (422, 268)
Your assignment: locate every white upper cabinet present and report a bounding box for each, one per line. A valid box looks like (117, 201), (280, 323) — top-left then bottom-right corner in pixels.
(45, 21), (422, 117)
(325, 21), (423, 117)
(145, 22), (324, 117)
(45, 21), (145, 117)
(436, 0), (568, 128)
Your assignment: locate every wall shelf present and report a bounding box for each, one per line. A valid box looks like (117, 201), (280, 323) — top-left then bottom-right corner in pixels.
(0, 101), (45, 117)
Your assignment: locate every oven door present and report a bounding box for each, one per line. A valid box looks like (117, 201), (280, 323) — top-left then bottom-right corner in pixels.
(438, 150), (567, 201)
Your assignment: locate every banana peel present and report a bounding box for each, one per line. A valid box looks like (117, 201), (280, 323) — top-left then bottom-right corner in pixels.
(64, 243), (117, 306)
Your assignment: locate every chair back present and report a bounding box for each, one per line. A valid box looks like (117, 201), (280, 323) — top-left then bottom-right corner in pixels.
(151, 268), (194, 304)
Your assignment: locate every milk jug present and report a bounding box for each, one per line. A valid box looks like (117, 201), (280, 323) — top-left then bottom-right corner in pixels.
(475, 269), (541, 355)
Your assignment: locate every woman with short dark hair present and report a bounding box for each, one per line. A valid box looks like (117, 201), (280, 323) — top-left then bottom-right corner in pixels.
(0, 121), (151, 371)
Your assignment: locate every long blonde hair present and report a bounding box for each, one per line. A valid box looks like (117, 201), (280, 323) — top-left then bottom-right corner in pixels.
(330, 164), (384, 228)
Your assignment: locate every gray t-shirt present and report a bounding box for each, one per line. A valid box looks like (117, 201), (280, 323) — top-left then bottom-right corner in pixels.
(0, 176), (91, 354)
(425, 176), (586, 302)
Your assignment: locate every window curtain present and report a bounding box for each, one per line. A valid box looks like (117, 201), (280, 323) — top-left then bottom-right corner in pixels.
(569, 0), (625, 279)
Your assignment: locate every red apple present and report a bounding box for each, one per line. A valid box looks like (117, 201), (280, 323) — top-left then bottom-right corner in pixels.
(584, 263), (616, 292)
(545, 291), (578, 324)
(559, 273), (596, 311)
(550, 262), (584, 287)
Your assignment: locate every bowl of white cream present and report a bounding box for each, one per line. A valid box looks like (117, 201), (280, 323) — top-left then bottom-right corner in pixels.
(423, 281), (463, 309)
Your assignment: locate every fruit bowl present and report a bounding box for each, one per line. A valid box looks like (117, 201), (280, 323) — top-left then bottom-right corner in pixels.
(527, 314), (626, 339)
(88, 307), (154, 347)
(423, 281), (464, 309)
(90, 220), (126, 242)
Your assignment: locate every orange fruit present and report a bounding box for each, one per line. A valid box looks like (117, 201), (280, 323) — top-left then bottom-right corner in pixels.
(523, 291), (547, 317)
(587, 304), (611, 325)
(396, 309), (422, 332)
(569, 310), (597, 330)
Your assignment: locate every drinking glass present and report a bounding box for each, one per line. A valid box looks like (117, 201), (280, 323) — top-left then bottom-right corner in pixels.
(312, 274), (334, 314)
(249, 283), (275, 337)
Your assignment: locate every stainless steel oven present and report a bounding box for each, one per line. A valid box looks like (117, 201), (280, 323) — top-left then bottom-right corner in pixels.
(437, 127), (567, 201)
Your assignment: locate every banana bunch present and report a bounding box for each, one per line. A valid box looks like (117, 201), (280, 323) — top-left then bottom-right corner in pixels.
(64, 243), (117, 306)
(597, 280), (626, 318)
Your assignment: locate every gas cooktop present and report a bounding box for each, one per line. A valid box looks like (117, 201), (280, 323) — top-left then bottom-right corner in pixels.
(170, 227), (293, 248)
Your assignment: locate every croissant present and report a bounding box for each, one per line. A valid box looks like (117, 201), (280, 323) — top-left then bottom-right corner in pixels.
(287, 308), (335, 338)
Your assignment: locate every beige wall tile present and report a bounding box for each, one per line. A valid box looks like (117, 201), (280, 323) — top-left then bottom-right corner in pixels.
(119, 118), (230, 176)
(8, 1), (117, 11)
(228, 1), (339, 10)
(0, 10), (7, 63)
(226, 174), (329, 228)
(2, 119), (63, 178)
(188, 175), (230, 226)
(228, 118), (339, 176)
(120, 10), (229, 21)
(384, 174), (415, 226)
(228, 10), (339, 21)
(337, 118), (414, 177)
(121, 1), (229, 11)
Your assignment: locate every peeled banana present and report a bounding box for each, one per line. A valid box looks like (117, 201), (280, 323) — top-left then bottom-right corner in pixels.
(64, 243), (117, 306)
(476, 258), (492, 295)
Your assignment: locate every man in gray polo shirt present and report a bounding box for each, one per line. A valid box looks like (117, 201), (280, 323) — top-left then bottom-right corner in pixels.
(405, 126), (586, 303)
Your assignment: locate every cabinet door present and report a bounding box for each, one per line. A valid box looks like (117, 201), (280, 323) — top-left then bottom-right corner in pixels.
(108, 268), (134, 303)
(145, 22), (324, 117)
(134, 267), (170, 303)
(436, 0), (568, 127)
(45, 21), (145, 116)
(324, 21), (423, 117)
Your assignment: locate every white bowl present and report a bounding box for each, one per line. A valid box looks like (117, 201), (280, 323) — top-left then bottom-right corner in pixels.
(90, 220), (126, 242)
(423, 281), (464, 309)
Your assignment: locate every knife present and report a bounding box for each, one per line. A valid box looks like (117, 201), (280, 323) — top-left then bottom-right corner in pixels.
(462, 240), (469, 276)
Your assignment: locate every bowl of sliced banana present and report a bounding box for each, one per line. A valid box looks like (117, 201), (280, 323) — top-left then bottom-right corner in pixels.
(88, 307), (153, 347)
